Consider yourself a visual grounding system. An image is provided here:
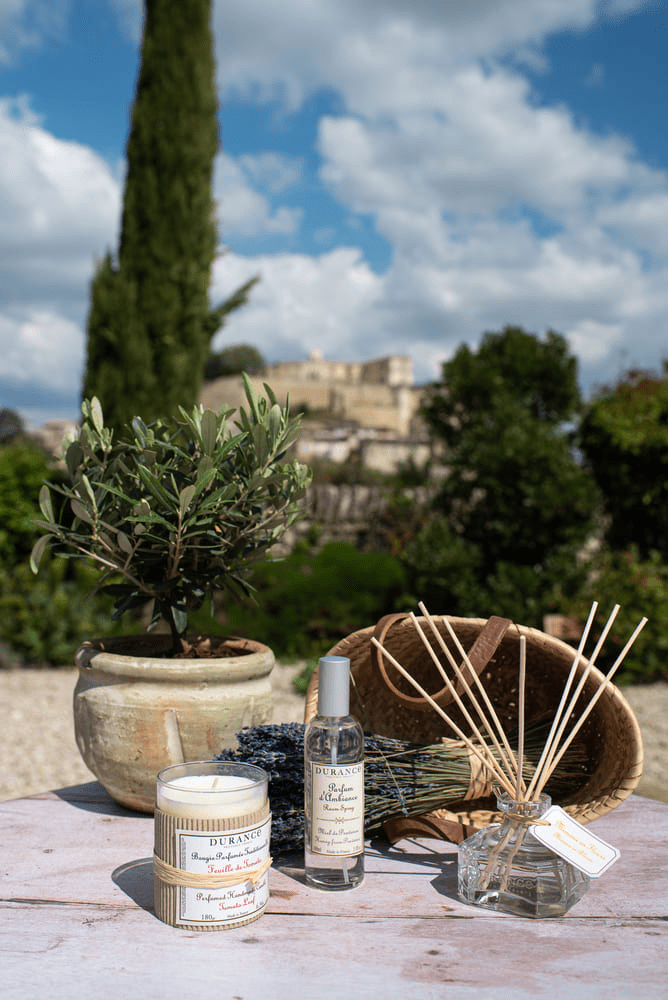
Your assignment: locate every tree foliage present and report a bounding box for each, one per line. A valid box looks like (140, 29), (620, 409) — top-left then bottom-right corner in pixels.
(422, 326), (581, 445)
(562, 546), (668, 683)
(411, 326), (599, 623)
(0, 441), (123, 667)
(579, 364), (668, 560)
(83, 0), (251, 430)
(0, 408), (25, 444)
(0, 561), (122, 668)
(219, 541), (406, 660)
(204, 341), (266, 381)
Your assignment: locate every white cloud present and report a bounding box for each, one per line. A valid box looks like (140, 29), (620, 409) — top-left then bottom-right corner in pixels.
(214, 153), (301, 238)
(567, 319), (623, 364)
(1, 0), (666, 424)
(0, 96), (120, 301)
(0, 0), (69, 64)
(210, 247), (384, 361)
(212, 0), (649, 113)
(0, 96), (119, 419)
(607, 0), (655, 14)
(303, 36), (668, 393)
(598, 193), (668, 255)
(239, 152), (303, 193)
(0, 309), (82, 390)
(319, 64), (644, 225)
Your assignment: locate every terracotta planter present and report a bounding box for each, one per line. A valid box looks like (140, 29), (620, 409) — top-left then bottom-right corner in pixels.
(73, 634), (274, 812)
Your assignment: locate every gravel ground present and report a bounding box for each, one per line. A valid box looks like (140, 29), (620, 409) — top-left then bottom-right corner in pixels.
(0, 662), (307, 803)
(1, 667), (666, 804)
(619, 682), (668, 802)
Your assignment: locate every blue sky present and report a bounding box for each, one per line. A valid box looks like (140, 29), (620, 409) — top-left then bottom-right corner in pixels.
(1, 0), (667, 426)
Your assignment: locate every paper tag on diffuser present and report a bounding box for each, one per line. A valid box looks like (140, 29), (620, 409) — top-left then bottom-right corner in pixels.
(530, 805), (620, 878)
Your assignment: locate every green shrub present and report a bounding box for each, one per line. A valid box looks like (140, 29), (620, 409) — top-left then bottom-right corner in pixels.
(0, 443), (80, 663)
(0, 442), (57, 563)
(398, 514), (587, 627)
(33, 389), (310, 652)
(561, 546), (668, 684)
(292, 657), (319, 695)
(363, 491), (430, 557)
(308, 456), (390, 487)
(0, 560), (125, 667)
(204, 342), (264, 380)
(208, 541), (406, 660)
(579, 365), (668, 560)
(0, 441), (132, 665)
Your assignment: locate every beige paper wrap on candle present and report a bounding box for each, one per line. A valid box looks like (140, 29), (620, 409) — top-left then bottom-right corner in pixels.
(153, 762), (271, 931)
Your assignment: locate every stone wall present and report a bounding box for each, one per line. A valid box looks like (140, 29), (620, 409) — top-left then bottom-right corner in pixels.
(360, 438), (432, 475)
(265, 352), (413, 388)
(279, 482), (432, 552)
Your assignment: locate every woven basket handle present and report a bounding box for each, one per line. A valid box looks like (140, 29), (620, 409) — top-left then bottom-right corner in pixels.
(372, 613), (512, 712)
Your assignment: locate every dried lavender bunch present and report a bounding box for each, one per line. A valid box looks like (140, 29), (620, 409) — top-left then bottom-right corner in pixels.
(216, 722), (587, 854)
(218, 723), (306, 854)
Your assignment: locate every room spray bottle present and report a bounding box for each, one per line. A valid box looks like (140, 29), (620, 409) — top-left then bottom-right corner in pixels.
(304, 655), (364, 889)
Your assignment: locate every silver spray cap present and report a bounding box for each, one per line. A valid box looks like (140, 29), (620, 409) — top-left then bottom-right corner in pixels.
(317, 655), (351, 717)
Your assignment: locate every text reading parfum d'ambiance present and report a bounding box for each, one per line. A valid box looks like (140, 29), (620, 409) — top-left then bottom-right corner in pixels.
(304, 655), (364, 890)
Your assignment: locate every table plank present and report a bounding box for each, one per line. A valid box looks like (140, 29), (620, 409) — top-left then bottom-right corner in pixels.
(2, 784), (666, 919)
(1, 902), (666, 1000)
(1, 784), (667, 999)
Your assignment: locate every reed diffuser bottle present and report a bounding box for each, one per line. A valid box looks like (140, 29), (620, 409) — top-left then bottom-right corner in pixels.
(458, 792), (591, 918)
(304, 655), (365, 890)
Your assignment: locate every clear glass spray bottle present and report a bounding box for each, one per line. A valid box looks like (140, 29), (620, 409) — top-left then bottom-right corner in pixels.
(304, 655), (365, 890)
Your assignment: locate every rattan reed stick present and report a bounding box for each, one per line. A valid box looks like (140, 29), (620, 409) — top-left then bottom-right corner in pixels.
(527, 603), (620, 798)
(416, 603), (518, 784)
(524, 601), (599, 800)
(408, 612), (516, 786)
(370, 635), (516, 796)
(515, 636), (526, 801)
(374, 603), (646, 815)
(535, 615), (648, 795)
(436, 610), (519, 777)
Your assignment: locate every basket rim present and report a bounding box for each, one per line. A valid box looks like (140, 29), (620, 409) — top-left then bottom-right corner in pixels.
(304, 614), (644, 834)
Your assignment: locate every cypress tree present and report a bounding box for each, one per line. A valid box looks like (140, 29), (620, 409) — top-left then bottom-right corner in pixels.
(83, 0), (221, 429)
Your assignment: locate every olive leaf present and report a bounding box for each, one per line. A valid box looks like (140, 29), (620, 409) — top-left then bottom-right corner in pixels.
(31, 389), (311, 653)
(71, 499), (94, 525)
(38, 484), (54, 524)
(200, 409), (218, 455)
(179, 485), (196, 520)
(29, 534), (51, 574)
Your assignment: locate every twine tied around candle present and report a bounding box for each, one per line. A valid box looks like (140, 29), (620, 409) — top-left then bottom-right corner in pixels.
(153, 853), (272, 890)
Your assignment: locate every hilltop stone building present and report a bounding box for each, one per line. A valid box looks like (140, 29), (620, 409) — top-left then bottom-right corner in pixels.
(199, 351), (431, 474)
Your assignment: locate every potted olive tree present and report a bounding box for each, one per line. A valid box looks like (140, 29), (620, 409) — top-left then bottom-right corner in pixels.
(31, 377), (311, 811)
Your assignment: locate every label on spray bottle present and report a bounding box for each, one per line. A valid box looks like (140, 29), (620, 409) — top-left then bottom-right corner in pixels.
(309, 761), (364, 856)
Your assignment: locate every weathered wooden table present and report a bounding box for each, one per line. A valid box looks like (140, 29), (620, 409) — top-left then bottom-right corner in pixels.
(1, 783), (666, 999)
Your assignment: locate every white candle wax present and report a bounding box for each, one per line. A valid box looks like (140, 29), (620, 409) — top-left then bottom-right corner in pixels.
(157, 763), (267, 820)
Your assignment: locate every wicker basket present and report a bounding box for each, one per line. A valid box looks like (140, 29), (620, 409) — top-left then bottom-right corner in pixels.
(305, 615), (644, 844)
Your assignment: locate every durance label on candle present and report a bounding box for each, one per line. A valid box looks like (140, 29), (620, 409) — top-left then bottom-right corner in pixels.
(176, 817), (271, 925)
(310, 762), (364, 856)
